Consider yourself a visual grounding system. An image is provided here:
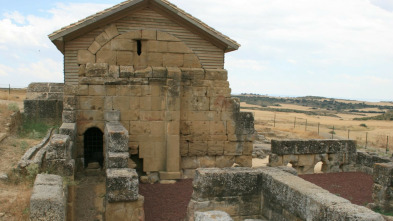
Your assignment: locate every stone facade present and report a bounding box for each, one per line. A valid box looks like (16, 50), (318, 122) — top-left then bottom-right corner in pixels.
(24, 83), (63, 122)
(187, 168), (384, 221)
(269, 140), (357, 174)
(64, 61), (254, 177)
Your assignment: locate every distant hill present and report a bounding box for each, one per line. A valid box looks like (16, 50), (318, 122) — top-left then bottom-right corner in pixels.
(234, 94), (392, 116)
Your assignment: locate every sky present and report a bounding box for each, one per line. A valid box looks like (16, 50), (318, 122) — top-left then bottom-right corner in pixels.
(0, 0), (393, 101)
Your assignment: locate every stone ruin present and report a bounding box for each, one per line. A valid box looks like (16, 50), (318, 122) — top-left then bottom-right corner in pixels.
(22, 0), (393, 220)
(269, 140), (357, 174)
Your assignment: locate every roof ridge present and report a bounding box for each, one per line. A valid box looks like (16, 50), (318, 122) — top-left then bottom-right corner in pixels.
(48, 0), (239, 51)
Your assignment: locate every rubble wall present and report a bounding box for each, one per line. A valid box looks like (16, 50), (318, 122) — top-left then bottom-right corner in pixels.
(187, 167), (384, 221)
(269, 140), (357, 174)
(24, 83), (64, 122)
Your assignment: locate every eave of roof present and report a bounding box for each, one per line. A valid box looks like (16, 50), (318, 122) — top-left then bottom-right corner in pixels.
(48, 0), (240, 54)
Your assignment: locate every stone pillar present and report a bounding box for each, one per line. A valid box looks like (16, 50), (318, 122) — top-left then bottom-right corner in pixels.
(160, 67), (181, 180)
(104, 121), (129, 169)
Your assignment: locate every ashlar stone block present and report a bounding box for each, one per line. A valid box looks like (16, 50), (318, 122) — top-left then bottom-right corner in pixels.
(106, 168), (138, 202)
(105, 123), (129, 152)
(107, 152), (129, 169)
(77, 50), (95, 64)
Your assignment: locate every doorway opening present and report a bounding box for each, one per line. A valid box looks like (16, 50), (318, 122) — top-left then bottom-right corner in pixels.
(84, 127), (104, 168)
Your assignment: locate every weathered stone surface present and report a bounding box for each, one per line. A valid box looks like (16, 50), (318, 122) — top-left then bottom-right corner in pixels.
(105, 110), (121, 122)
(86, 63), (109, 77)
(106, 168), (139, 202)
(105, 123), (129, 152)
(30, 174), (66, 221)
(46, 134), (71, 160)
(107, 152), (129, 169)
(187, 167), (384, 221)
(195, 211), (233, 221)
(59, 123), (76, 139)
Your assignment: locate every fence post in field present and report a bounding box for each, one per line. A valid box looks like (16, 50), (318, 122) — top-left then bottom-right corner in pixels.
(305, 119), (307, 131)
(318, 123), (320, 135)
(274, 113), (276, 127)
(365, 132), (368, 149)
(387, 136), (389, 153)
(8, 84), (10, 95)
(294, 117), (296, 129)
(331, 126), (334, 139)
(348, 129), (350, 140)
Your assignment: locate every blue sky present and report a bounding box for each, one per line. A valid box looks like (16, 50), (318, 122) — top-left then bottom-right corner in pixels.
(1, 0), (393, 101)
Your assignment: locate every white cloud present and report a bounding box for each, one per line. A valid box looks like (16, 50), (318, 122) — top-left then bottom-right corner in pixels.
(0, 0), (392, 101)
(0, 2), (111, 86)
(0, 64), (13, 77)
(4, 11), (26, 24)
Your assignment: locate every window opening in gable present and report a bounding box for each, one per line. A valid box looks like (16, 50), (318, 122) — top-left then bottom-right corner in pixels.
(137, 40), (142, 56)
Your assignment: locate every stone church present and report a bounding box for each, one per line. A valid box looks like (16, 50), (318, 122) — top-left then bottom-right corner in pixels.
(48, 0), (254, 180)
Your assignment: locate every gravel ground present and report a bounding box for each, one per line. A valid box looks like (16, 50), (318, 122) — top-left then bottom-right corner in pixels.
(300, 172), (373, 206)
(139, 179), (193, 221)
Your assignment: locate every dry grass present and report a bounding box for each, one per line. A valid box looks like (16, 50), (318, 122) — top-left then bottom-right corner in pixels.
(248, 106), (393, 152)
(0, 182), (32, 221)
(0, 89), (41, 220)
(0, 89), (26, 102)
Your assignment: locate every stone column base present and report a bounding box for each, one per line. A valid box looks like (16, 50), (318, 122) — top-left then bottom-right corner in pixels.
(159, 171), (181, 180)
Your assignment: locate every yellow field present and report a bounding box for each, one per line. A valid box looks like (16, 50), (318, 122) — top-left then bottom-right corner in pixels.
(0, 88), (26, 102)
(242, 102), (393, 152)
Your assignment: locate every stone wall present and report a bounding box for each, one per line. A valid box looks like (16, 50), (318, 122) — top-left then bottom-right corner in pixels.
(370, 163), (393, 213)
(24, 83), (64, 122)
(269, 140), (357, 174)
(30, 174), (67, 221)
(63, 64), (254, 176)
(187, 167), (384, 221)
(356, 151), (391, 174)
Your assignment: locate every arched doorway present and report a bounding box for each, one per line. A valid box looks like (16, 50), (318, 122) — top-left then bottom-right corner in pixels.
(84, 127), (104, 168)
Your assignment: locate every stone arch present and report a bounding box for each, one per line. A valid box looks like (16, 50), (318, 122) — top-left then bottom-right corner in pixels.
(83, 127), (104, 168)
(78, 25), (202, 68)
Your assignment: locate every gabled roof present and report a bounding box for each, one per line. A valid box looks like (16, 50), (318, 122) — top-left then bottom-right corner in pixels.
(49, 0), (240, 53)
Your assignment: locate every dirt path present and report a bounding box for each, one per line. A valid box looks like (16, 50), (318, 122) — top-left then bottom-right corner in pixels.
(74, 174), (106, 221)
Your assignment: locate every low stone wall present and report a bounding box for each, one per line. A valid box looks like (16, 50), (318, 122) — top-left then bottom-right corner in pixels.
(356, 151), (391, 174)
(30, 174), (67, 221)
(187, 167), (384, 221)
(24, 83), (63, 122)
(269, 140), (357, 174)
(370, 163), (393, 213)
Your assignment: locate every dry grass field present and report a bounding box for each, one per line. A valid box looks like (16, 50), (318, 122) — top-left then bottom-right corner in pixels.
(243, 102), (393, 155)
(0, 89), (39, 221)
(0, 88), (26, 102)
